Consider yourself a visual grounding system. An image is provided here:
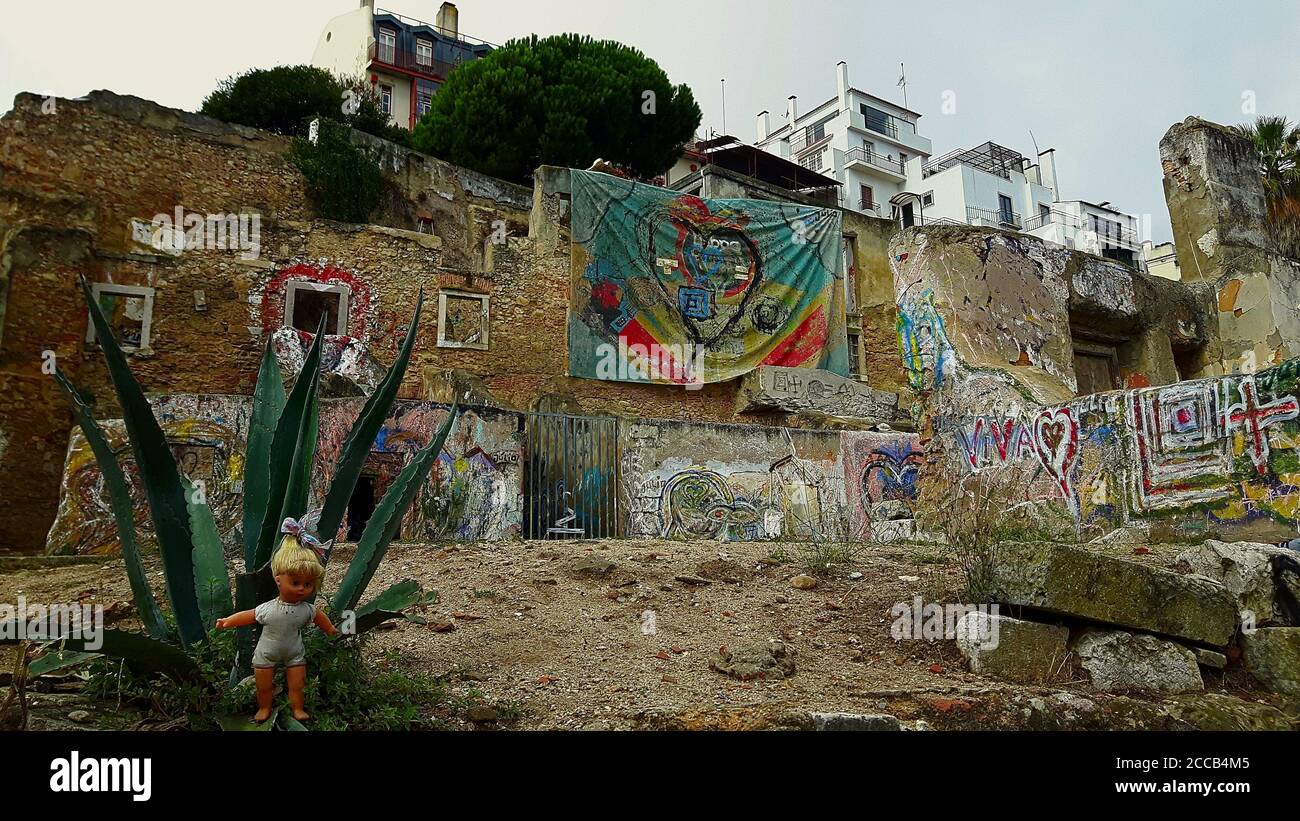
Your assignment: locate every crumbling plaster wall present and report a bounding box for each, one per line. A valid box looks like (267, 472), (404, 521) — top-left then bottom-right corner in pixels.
(1161, 116), (1300, 375)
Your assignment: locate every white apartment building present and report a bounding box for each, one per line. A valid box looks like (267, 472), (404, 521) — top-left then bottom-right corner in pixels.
(1024, 199), (1146, 269)
(755, 62), (932, 217)
(908, 141), (1058, 231)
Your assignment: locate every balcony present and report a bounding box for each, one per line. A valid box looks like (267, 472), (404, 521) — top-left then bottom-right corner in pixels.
(368, 41), (469, 80)
(847, 108), (931, 155)
(966, 205), (1021, 230)
(924, 142), (1025, 181)
(857, 198), (883, 216)
(843, 145), (904, 176)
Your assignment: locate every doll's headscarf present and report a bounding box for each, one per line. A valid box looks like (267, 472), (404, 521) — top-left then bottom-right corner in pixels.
(281, 509), (331, 559)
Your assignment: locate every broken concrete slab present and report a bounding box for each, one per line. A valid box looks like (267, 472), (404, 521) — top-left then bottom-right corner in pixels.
(954, 611), (1069, 684)
(1075, 629), (1204, 694)
(1175, 539), (1291, 622)
(737, 366), (899, 421)
(992, 542), (1238, 646)
(1192, 647), (1228, 670)
(1242, 627), (1300, 694)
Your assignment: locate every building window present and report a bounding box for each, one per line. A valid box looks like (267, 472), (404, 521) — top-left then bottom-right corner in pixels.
(921, 191), (934, 207)
(798, 150), (823, 172)
(998, 194), (1014, 224)
(86, 284), (154, 351)
(378, 29), (396, 63)
(847, 331), (862, 381)
(416, 39), (433, 66)
(437, 290), (490, 350)
(379, 84), (393, 115)
(860, 184), (874, 212)
(900, 152), (909, 167)
(284, 281), (350, 336)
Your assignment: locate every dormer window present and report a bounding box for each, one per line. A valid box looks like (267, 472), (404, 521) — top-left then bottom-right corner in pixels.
(416, 39), (433, 66)
(378, 29), (396, 63)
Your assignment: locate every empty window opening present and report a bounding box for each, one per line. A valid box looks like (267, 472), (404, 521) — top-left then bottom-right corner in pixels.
(86, 283), (154, 351)
(346, 475), (377, 542)
(284, 281), (350, 335)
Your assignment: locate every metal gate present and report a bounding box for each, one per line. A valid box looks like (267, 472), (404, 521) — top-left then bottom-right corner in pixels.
(523, 412), (622, 539)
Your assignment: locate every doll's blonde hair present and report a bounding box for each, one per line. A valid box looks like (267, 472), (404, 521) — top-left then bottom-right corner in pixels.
(270, 534), (325, 581)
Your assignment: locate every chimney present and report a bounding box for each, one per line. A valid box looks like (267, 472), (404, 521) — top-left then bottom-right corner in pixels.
(435, 2), (459, 38)
(757, 110), (771, 141)
(836, 61), (849, 111)
(787, 95), (798, 125)
(360, 0), (373, 8)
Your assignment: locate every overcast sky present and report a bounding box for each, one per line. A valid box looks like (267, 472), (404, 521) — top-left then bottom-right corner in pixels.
(4, 0), (1299, 242)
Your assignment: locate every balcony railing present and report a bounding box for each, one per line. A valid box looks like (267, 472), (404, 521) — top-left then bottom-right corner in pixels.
(1022, 209), (1081, 232)
(368, 41), (474, 79)
(790, 126), (831, 154)
(375, 8), (498, 48)
(843, 145), (904, 175)
(967, 205), (1021, 229)
(857, 199), (883, 216)
(1022, 210), (1142, 250)
(859, 108), (915, 140)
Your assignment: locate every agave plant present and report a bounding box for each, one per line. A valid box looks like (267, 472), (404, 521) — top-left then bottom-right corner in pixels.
(3, 279), (458, 691)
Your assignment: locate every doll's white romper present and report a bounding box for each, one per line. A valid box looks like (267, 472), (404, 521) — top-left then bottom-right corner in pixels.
(251, 599), (316, 668)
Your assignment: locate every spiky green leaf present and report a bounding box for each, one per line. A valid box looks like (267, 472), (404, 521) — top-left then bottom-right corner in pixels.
(27, 649), (101, 677)
(242, 335), (287, 565)
(317, 292), (424, 544)
(331, 404), (459, 615)
(184, 477), (233, 631)
(79, 279), (204, 649)
(1, 622), (200, 680)
(255, 315), (327, 572)
(52, 368), (170, 642)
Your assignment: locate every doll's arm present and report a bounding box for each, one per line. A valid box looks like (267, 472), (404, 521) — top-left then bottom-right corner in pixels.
(216, 609), (258, 630)
(313, 608), (341, 637)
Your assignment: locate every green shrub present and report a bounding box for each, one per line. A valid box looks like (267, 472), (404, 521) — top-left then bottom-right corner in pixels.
(290, 118), (385, 223)
(412, 34), (701, 182)
(200, 65), (345, 137)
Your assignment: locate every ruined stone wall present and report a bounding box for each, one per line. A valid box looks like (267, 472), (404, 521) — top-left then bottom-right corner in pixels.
(891, 222), (1296, 541)
(1162, 116), (1300, 375)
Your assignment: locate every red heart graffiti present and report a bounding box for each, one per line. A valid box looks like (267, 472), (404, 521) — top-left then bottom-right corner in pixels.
(1032, 408), (1079, 509)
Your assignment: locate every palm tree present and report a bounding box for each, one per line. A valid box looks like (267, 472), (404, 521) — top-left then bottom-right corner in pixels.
(1232, 115), (1300, 199)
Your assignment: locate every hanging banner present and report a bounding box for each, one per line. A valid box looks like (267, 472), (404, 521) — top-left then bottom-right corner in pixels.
(568, 170), (847, 385)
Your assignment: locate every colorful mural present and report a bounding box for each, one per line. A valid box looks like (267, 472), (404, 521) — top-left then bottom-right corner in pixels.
(568, 170), (848, 385)
(942, 363), (1300, 538)
(841, 431), (925, 538)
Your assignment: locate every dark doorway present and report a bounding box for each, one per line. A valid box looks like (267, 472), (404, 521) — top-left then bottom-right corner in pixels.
(346, 476), (377, 541)
(900, 201), (915, 228)
(289, 288), (342, 334)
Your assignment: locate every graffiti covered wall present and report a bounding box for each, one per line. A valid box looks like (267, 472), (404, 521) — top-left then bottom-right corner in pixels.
(47, 397), (522, 554)
(621, 419), (847, 541)
(568, 170), (848, 385)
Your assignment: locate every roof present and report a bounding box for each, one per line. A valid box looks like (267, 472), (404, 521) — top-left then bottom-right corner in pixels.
(690, 136), (841, 191)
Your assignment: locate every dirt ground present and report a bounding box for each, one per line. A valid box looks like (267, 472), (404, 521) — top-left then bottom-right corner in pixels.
(2, 538), (1296, 731)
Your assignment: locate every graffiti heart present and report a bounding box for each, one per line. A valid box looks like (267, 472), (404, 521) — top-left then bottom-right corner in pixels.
(1031, 407), (1080, 510)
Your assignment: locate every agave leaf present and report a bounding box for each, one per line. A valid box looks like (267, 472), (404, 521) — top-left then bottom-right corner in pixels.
(229, 570), (260, 684)
(1, 621), (200, 681)
(27, 648), (101, 677)
(254, 315), (327, 572)
(184, 477), (233, 631)
(278, 712), (309, 731)
(242, 335), (287, 565)
(351, 578), (436, 633)
(331, 404), (459, 615)
(79, 279), (204, 649)
(52, 368), (170, 642)
(317, 292), (424, 545)
(216, 707), (279, 731)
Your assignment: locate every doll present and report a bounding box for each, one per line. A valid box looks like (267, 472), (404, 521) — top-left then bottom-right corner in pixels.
(216, 514), (340, 722)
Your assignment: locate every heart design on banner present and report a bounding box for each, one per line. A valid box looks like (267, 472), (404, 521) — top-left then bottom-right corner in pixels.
(1032, 407), (1080, 510)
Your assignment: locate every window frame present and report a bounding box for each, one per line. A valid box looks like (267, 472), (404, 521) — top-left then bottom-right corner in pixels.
(377, 28), (396, 63)
(283, 280), (351, 336)
(415, 38), (433, 66)
(437, 289), (490, 350)
(86, 283), (155, 351)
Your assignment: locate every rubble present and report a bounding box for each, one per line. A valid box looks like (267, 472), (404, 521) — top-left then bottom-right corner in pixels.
(953, 611), (1069, 684)
(1074, 629), (1204, 694)
(1242, 627), (1300, 695)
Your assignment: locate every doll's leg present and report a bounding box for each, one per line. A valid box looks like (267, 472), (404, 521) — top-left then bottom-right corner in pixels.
(253, 667), (275, 722)
(285, 664), (309, 721)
